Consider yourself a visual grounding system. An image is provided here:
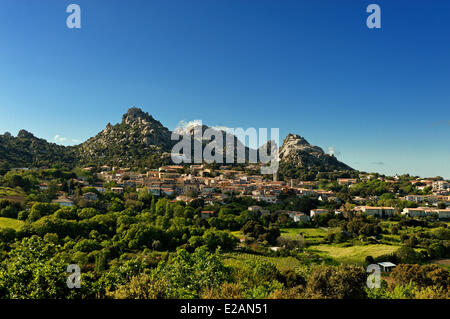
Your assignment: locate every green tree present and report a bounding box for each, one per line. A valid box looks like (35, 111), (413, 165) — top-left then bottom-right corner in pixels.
(305, 265), (367, 299)
(0, 236), (70, 299)
(152, 247), (232, 298)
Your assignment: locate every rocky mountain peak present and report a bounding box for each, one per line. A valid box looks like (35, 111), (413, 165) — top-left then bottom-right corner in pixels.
(122, 107), (154, 125)
(76, 107), (173, 164)
(282, 134), (310, 147)
(0, 109), (353, 172)
(279, 133), (351, 170)
(17, 129), (35, 139)
(280, 133), (323, 157)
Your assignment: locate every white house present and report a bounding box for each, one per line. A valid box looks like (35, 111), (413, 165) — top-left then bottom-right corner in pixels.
(52, 197), (74, 207)
(436, 209), (450, 219)
(162, 188), (174, 196)
(356, 206), (382, 216)
(248, 205), (271, 216)
(94, 187), (106, 193)
(382, 207), (395, 216)
(356, 206), (395, 217)
(401, 208), (425, 217)
(378, 262), (396, 272)
(432, 181), (449, 192)
(83, 192), (98, 201)
(292, 213), (310, 223)
(252, 194), (279, 204)
(405, 195), (424, 203)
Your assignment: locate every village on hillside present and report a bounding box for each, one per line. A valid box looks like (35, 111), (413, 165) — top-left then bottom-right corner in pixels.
(46, 164), (450, 221)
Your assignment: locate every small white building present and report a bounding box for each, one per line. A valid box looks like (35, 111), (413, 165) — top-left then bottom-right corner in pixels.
(293, 213), (310, 223)
(382, 207), (395, 216)
(83, 192), (98, 201)
(162, 188), (174, 196)
(147, 186), (161, 196)
(356, 206), (382, 216)
(52, 197), (74, 207)
(94, 187), (106, 193)
(252, 194), (279, 204)
(432, 181), (450, 192)
(436, 209), (450, 219)
(248, 205), (270, 216)
(405, 195), (424, 203)
(401, 208), (426, 217)
(378, 262), (396, 272)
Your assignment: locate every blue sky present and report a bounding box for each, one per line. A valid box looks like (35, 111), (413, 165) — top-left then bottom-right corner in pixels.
(0, 0), (449, 178)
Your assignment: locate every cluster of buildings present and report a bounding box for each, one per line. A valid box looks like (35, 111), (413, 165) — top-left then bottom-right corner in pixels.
(232, 204), (450, 224)
(353, 206), (450, 220)
(403, 194), (450, 204)
(95, 165), (338, 206)
(41, 165), (450, 221)
(401, 207), (450, 219)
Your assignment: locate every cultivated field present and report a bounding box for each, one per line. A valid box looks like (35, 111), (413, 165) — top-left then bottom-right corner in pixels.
(0, 187), (25, 203)
(223, 252), (305, 272)
(0, 217), (24, 231)
(307, 244), (399, 265)
(280, 227), (328, 244)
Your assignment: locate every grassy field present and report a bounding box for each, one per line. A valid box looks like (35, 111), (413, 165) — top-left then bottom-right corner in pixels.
(223, 252), (305, 272)
(378, 220), (399, 228)
(280, 227), (328, 238)
(307, 243), (399, 265)
(0, 187), (24, 197)
(380, 234), (401, 245)
(230, 230), (244, 239)
(0, 217), (24, 231)
(280, 227), (328, 244)
(0, 187), (25, 203)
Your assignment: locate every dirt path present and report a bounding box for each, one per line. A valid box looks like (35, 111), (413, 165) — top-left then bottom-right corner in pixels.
(431, 259), (450, 266)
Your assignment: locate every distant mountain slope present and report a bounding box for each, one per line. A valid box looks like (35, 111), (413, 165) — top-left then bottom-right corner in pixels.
(279, 134), (351, 170)
(0, 108), (354, 175)
(0, 130), (76, 169)
(278, 134), (353, 179)
(76, 107), (173, 167)
(172, 123), (254, 163)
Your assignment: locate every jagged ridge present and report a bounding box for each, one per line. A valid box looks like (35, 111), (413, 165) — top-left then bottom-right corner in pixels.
(0, 108), (353, 173)
(279, 133), (352, 170)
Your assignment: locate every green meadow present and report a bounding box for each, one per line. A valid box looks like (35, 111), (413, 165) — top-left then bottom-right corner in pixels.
(307, 243), (399, 265)
(0, 217), (24, 231)
(280, 227), (328, 244)
(223, 252), (306, 272)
